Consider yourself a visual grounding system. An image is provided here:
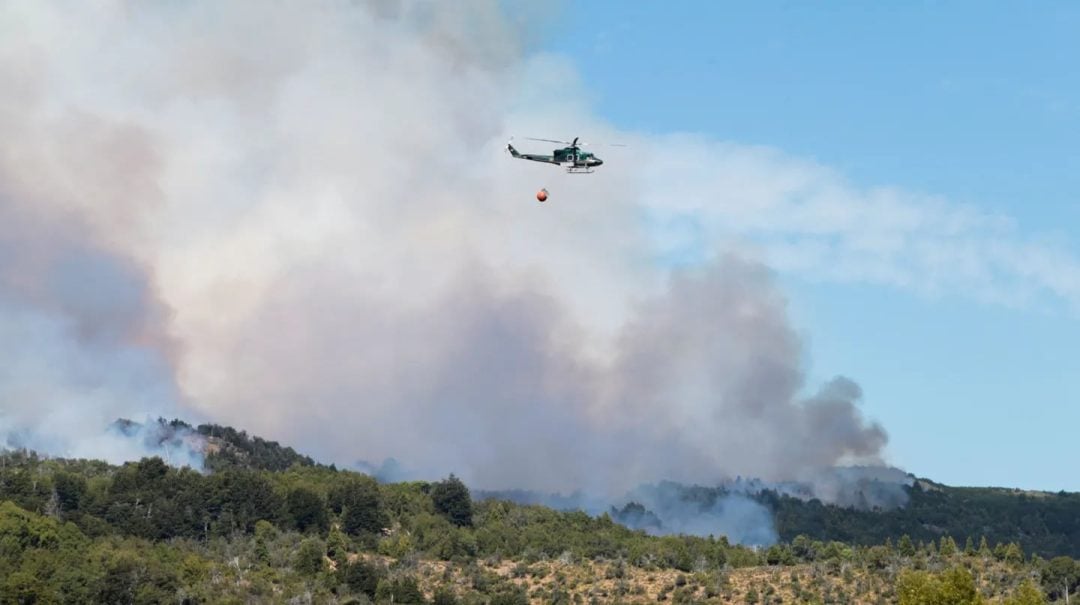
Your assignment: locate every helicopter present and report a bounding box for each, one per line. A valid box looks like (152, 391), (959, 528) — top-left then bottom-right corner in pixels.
(506, 137), (623, 173)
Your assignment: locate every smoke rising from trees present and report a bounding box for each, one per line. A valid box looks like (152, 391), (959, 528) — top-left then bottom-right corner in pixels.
(1, 2), (893, 512)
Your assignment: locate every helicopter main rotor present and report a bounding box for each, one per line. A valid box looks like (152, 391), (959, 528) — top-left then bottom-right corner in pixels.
(525, 137), (577, 147)
(524, 136), (625, 148)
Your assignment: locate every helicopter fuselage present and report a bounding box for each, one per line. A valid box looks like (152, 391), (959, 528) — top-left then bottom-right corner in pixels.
(506, 142), (603, 173)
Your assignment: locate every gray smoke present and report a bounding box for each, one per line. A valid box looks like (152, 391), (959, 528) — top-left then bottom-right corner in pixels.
(275, 256), (887, 496)
(0, 1), (901, 530)
(764, 465), (915, 510)
(478, 486), (779, 547)
(597, 261), (888, 488)
(0, 192), (193, 464)
(478, 465), (913, 547)
(618, 466), (913, 545)
(622, 488), (779, 547)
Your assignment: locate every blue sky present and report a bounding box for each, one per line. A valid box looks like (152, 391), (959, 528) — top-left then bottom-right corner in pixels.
(543, 2), (1080, 491)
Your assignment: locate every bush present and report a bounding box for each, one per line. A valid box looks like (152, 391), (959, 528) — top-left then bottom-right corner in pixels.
(294, 538), (326, 576)
(341, 559), (385, 599)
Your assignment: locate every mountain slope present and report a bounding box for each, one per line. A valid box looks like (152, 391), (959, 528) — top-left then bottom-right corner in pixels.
(21, 418), (1080, 558)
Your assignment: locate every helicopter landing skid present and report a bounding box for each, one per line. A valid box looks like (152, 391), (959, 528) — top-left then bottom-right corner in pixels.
(566, 167), (594, 174)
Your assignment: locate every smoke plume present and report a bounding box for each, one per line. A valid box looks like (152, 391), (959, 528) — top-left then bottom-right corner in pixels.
(0, 1), (900, 515)
(0, 179), (189, 462)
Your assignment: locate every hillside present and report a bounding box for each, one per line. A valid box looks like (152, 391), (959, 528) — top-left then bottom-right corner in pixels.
(484, 481), (1080, 561)
(770, 481), (1080, 559)
(0, 451), (1070, 604)
(97, 418), (1080, 560)
(595, 480), (1080, 560)
(2, 420), (1077, 603)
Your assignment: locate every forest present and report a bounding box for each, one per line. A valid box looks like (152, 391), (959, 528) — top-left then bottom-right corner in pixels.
(0, 420), (1077, 603)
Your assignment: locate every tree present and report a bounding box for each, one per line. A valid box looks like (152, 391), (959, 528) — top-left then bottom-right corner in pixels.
(489, 586), (529, 605)
(866, 545), (891, 570)
(326, 526), (350, 567)
(253, 520), (277, 565)
(213, 469), (283, 533)
(1042, 556), (1079, 601)
(1004, 542), (1025, 565)
(899, 535), (916, 557)
(53, 472), (86, 516)
(897, 567), (983, 605)
(341, 559), (384, 599)
(1005, 579), (1046, 605)
(765, 544), (795, 566)
(430, 475), (473, 528)
(940, 535), (958, 557)
(1, 470), (42, 512)
(937, 567), (982, 604)
(334, 476), (387, 537)
(433, 586), (460, 605)
(3, 571), (49, 604)
(96, 551), (145, 605)
(286, 486), (328, 533)
(135, 457), (169, 485)
(791, 535), (817, 561)
(375, 576), (426, 604)
(294, 538), (326, 576)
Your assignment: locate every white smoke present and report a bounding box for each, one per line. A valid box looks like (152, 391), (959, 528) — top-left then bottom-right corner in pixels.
(2, 1), (1074, 509)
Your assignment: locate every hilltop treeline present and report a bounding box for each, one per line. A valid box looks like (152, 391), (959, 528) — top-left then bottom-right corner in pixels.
(113, 417), (325, 472)
(193, 421), (325, 472)
(769, 482), (1080, 560)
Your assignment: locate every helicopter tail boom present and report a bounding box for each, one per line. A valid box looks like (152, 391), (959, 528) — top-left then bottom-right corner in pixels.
(507, 140), (560, 165)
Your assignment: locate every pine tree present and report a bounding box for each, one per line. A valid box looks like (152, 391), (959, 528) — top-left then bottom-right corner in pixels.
(326, 526), (350, 567)
(899, 535), (916, 557)
(1004, 542), (1025, 564)
(940, 536), (957, 557)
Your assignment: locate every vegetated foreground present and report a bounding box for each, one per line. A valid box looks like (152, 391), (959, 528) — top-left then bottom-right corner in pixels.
(0, 422), (1077, 603)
